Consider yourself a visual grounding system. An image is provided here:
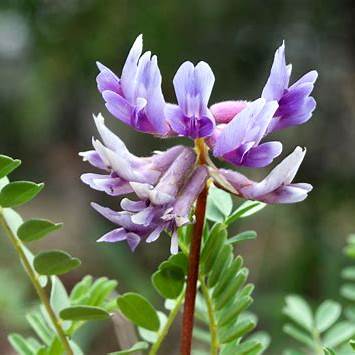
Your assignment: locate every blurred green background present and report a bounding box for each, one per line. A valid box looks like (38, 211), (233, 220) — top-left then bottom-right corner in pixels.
(0, 0), (354, 353)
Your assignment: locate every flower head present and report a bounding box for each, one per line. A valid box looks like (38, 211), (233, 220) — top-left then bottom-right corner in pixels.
(81, 36), (317, 253)
(166, 61), (215, 139)
(96, 35), (169, 135)
(262, 41), (318, 133)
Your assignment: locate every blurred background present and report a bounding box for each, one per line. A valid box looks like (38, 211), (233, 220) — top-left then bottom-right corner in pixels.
(0, 0), (354, 353)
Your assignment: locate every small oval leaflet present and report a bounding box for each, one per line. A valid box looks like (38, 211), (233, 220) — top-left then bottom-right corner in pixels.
(18, 219), (62, 242)
(152, 264), (185, 299)
(117, 292), (160, 331)
(34, 250), (81, 276)
(60, 306), (109, 321)
(108, 341), (149, 355)
(0, 181), (44, 208)
(0, 155), (21, 179)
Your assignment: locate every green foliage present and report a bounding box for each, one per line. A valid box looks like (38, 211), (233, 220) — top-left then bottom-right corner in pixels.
(0, 155), (21, 178)
(283, 235), (355, 354)
(0, 181), (44, 207)
(108, 341), (149, 354)
(18, 219), (62, 242)
(117, 292), (160, 331)
(33, 250), (81, 276)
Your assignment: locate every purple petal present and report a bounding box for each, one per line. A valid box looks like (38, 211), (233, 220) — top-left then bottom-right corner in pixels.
(120, 198), (147, 212)
(289, 70), (318, 90)
(96, 62), (122, 94)
(242, 141), (283, 168)
(121, 34), (143, 102)
(97, 228), (127, 242)
(81, 173), (133, 196)
(173, 166), (208, 225)
(259, 183), (313, 204)
(126, 233), (141, 251)
(154, 147), (196, 200)
(146, 225), (165, 243)
(150, 145), (185, 171)
(193, 61), (215, 108)
(262, 41), (290, 101)
(102, 91), (132, 125)
(242, 147), (306, 197)
(79, 150), (106, 170)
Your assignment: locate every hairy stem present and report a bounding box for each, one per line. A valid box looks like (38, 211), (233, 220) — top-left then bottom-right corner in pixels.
(149, 291), (185, 355)
(0, 208), (73, 355)
(180, 138), (209, 355)
(200, 278), (219, 355)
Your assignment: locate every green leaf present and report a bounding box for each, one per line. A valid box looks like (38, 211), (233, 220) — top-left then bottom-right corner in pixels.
(315, 300), (341, 333)
(234, 340), (263, 354)
(50, 277), (70, 315)
(18, 219), (62, 242)
(117, 292), (160, 331)
(283, 295), (313, 332)
(8, 333), (36, 355)
(323, 347), (336, 355)
(87, 277), (118, 306)
(108, 342), (149, 354)
(60, 305), (110, 321)
(350, 340), (355, 350)
(340, 284), (355, 301)
(283, 324), (314, 348)
(0, 155), (21, 179)
(225, 200), (266, 225)
(200, 223), (227, 274)
(217, 296), (253, 327)
(226, 230), (257, 245)
(167, 252), (188, 274)
(152, 264), (184, 299)
(0, 176), (9, 190)
(323, 321), (355, 348)
(0, 181), (44, 207)
(206, 186), (233, 222)
(26, 311), (53, 345)
(70, 275), (93, 303)
(34, 250), (81, 275)
(138, 311), (167, 344)
(219, 318), (256, 344)
(207, 244), (233, 288)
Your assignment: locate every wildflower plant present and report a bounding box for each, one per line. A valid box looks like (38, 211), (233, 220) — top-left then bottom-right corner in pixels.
(0, 34), (321, 355)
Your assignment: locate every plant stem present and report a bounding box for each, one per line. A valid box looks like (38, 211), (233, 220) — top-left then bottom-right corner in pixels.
(200, 278), (219, 355)
(0, 208), (73, 355)
(180, 138), (209, 355)
(149, 291), (185, 355)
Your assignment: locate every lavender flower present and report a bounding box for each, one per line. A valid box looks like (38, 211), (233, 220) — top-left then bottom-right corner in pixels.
(80, 114), (184, 196)
(212, 99), (283, 168)
(262, 42), (318, 133)
(96, 35), (170, 136)
(81, 36), (317, 253)
(165, 61), (215, 139)
(89, 146), (207, 253)
(211, 147), (312, 204)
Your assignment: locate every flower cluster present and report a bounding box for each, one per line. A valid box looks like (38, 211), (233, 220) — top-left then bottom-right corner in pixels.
(81, 34), (317, 252)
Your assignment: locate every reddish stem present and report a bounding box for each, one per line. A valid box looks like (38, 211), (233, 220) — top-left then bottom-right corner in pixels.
(180, 184), (208, 355)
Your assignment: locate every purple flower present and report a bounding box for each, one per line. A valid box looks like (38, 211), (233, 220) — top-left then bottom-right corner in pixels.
(211, 146), (312, 204)
(212, 99), (283, 168)
(262, 42), (318, 133)
(166, 61), (215, 139)
(96, 35), (170, 135)
(90, 146), (208, 253)
(80, 114), (184, 196)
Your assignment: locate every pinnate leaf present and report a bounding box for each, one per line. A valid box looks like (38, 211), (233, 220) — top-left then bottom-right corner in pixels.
(60, 305), (109, 321)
